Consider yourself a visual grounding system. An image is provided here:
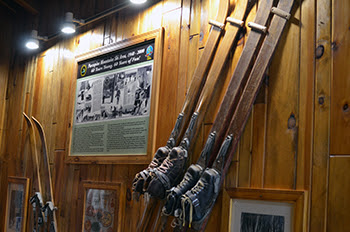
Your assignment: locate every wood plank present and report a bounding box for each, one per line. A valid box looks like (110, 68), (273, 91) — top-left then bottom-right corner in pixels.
(176, 0), (191, 115)
(330, 0), (350, 154)
(0, 58), (9, 153)
(297, 0), (315, 193)
(138, 2), (163, 34)
(309, 0), (331, 230)
(237, 112), (252, 187)
(190, 0), (201, 36)
(186, 35), (200, 90)
(250, 102), (266, 188)
(327, 156), (350, 231)
(199, 0), (210, 48)
(54, 38), (76, 151)
(119, 7), (140, 40)
(162, 0), (181, 14)
(264, 4), (300, 189)
(155, 8), (181, 148)
(4, 58), (27, 176)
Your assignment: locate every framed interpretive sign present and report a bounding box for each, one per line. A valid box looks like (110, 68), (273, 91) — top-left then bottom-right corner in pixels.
(4, 177), (30, 232)
(67, 28), (163, 164)
(82, 181), (125, 232)
(224, 188), (306, 232)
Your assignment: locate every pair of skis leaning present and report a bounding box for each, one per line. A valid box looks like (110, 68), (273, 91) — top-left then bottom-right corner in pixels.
(132, 0), (230, 202)
(163, 0), (295, 230)
(133, 0), (252, 229)
(23, 113), (58, 232)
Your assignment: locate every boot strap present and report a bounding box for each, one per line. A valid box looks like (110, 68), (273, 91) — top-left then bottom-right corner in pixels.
(185, 192), (201, 219)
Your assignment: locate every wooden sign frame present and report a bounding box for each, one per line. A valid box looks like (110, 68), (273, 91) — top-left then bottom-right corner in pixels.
(222, 188), (307, 232)
(66, 28), (164, 164)
(81, 181), (126, 232)
(4, 176), (30, 232)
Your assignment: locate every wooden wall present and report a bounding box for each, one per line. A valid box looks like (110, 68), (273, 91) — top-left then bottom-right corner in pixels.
(0, 0), (349, 231)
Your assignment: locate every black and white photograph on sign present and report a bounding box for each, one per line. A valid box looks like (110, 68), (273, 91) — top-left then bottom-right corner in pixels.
(74, 63), (153, 124)
(230, 199), (293, 232)
(240, 212), (285, 232)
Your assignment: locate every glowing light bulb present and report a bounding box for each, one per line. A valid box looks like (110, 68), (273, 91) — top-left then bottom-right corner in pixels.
(130, 0), (147, 4)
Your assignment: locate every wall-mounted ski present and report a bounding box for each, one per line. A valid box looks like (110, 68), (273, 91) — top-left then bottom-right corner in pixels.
(132, 0), (231, 203)
(180, 0), (296, 230)
(31, 117), (58, 232)
(23, 112), (45, 232)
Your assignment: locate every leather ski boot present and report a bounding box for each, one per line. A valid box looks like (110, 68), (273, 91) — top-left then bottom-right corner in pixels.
(162, 132), (216, 216)
(163, 164), (203, 216)
(146, 146), (188, 199)
(132, 114), (185, 199)
(132, 146), (170, 199)
(180, 135), (232, 229)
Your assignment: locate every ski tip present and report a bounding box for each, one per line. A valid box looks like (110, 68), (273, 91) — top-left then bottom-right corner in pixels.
(23, 112), (31, 125)
(23, 112), (29, 119)
(31, 116), (41, 127)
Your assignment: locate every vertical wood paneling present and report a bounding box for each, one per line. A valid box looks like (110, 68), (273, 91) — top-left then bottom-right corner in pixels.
(250, 102), (267, 188)
(310, 0), (331, 230)
(186, 35), (200, 90)
(330, 0), (350, 155)
(176, 0), (191, 115)
(2, 0), (350, 231)
(237, 113), (252, 187)
(264, 5), (300, 189)
(327, 156), (350, 231)
(297, 0), (315, 193)
(0, 14), (12, 226)
(190, 0), (201, 36)
(119, 7), (141, 39)
(155, 8), (181, 147)
(138, 3), (163, 34)
(54, 38), (76, 151)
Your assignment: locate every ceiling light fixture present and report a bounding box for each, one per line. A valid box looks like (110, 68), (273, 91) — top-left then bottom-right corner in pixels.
(130, 0), (147, 4)
(61, 12), (84, 34)
(25, 30), (47, 50)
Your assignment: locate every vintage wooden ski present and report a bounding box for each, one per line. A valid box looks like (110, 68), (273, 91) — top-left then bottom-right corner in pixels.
(31, 117), (58, 232)
(144, 0), (257, 229)
(23, 112), (45, 232)
(196, 0), (295, 230)
(146, 0), (256, 199)
(135, 0), (231, 230)
(132, 0), (230, 200)
(162, 0), (275, 228)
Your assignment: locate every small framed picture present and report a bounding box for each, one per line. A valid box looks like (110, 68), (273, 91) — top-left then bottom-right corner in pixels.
(4, 177), (30, 232)
(226, 188), (307, 232)
(82, 181), (125, 232)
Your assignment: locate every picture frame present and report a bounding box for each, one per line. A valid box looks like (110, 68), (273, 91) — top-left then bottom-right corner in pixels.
(222, 188), (307, 232)
(4, 176), (30, 232)
(66, 28), (164, 164)
(82, 181), (125, 232)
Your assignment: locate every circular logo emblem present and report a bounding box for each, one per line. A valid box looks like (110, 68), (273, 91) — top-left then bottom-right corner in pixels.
(146, 45), (153, 60)
(80, 65), (87, 77)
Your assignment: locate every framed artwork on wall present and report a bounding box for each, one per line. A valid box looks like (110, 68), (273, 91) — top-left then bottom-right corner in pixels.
(66, 28), (164, 164)
(222, 188), (307, 232)
(82, 181), (125, 232)
(4, 177), (30, 232)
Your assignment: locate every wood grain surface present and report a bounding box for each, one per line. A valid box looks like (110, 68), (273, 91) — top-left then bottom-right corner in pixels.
(0, 0), (349, 231)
